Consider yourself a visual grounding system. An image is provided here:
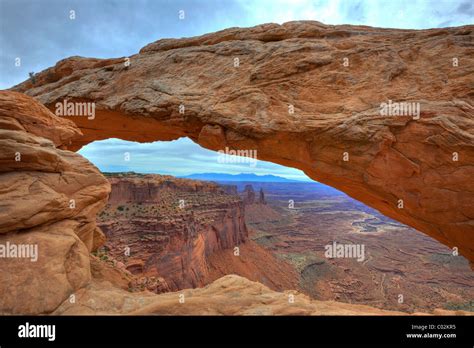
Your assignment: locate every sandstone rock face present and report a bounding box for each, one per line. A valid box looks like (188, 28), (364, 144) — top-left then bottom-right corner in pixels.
(53, 274), (471, 315)
(106, 173), (227, 204)
(0, 221), (91, 314)
(221, 184), (238, 195)
(0, 91), (81, 148)
(97, 173), (299, 293)
(0, 91), (110, 314)
(11, 21), (474, 263)
(242, 184), (256, 205)
(259, 188), (266, 205)
(98, 173), (248, 290)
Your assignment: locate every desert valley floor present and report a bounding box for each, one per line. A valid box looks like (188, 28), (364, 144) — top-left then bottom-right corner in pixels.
(95, 173), (474, 313)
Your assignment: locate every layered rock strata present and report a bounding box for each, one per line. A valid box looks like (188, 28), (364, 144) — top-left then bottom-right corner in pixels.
(97, 173), (248, 290)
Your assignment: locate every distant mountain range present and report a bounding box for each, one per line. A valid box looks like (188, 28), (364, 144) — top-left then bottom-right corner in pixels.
(181, 173), (305, 182)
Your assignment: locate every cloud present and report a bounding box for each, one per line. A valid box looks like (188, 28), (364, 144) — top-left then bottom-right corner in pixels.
(457, 0), (473, 14)
(235, 0), (473, 28)
(1, 0), (472, 89)
(79, 137), (313, 181)
(0, 0), (248, 89)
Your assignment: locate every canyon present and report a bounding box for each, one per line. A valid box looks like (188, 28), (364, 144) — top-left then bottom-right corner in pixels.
(0, 20), (473, 315)
(97, 173), (297, 293)
(241, 181), (474, 312)
(97, 173), (474, 312)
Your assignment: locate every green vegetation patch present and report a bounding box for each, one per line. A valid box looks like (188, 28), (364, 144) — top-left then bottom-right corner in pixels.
(429, 253), (469, 267)
(444, 301), (474, 312)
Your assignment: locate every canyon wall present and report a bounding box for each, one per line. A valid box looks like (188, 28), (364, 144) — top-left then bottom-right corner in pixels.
(11, 21), (474, 263)
(98, 173), (248, 290)
(106, 173), (226, 204)
(241, 184), (266, 205)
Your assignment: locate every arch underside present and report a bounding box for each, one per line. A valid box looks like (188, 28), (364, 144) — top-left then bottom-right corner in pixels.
(11, 21), (474, 264)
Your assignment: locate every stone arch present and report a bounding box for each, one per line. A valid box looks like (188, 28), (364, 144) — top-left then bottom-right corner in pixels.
(10, 21), (474, 264)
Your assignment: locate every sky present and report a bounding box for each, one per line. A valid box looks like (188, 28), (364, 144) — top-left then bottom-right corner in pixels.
(79, 137), (313, 181)
(1, 0), (472, 180)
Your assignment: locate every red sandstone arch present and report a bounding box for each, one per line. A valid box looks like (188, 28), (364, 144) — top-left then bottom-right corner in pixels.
(11, 21), (474, 264)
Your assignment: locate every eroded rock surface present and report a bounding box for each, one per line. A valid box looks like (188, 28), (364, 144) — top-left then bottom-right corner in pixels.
(98, 173), (248, 290)
(53, 274), (471, 315)
(11, 21), (474, 263)
(0, 91), (110, 314)
(97, 173), (300, 293)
